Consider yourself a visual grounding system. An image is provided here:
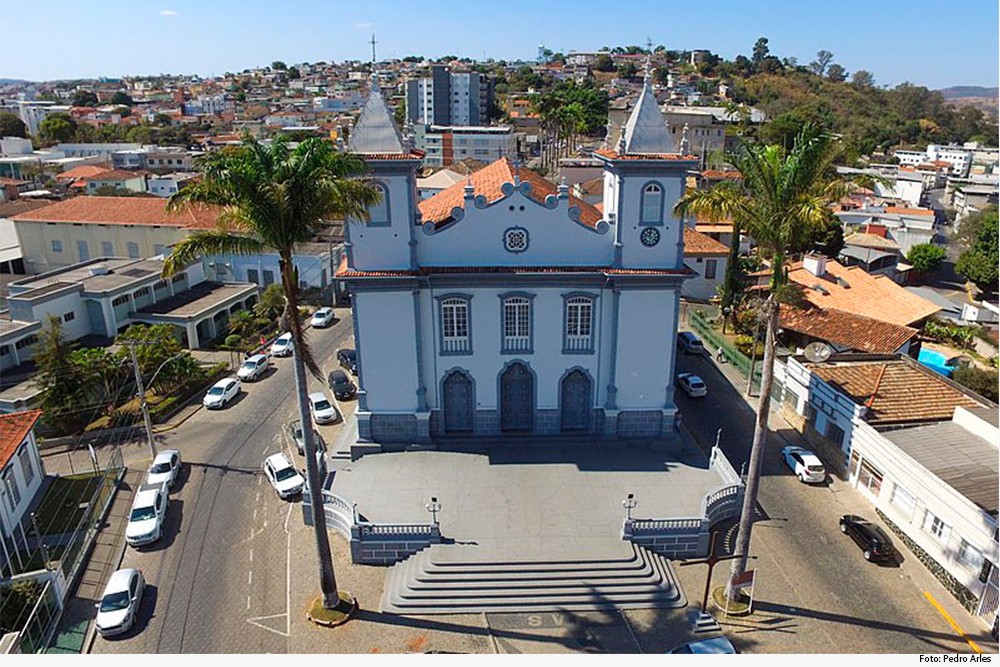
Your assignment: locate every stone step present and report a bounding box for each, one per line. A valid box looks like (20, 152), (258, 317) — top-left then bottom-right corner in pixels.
(380, 544), (687, 615)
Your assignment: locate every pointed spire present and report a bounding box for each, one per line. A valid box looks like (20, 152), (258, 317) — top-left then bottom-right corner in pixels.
(680, 123), (690, 155)
(348, 71), (407, 155)
(619, 68), (676, 156)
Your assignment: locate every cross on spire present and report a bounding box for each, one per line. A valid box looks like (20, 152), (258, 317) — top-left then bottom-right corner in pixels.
(370, 34), (377, 64)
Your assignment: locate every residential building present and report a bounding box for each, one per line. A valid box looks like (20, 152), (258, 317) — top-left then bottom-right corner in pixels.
(0, 409), (45, 577)
(1, 101), (71, 136)
(416, 168), (465, 200)
(682, 227), (728, 301)
(338, 72), (696, 445)
(112, 146), (197, 172)
(895, 144), (974, 178)
(147, 172), (199, 198)
(953, 183), (999, 220)
(839, 232), (908, 283)
(9, 196), (218, 273)
(82, 169), (148, 195)
(405, 66), (494, 126)
(779, 306), (919, 355)
(835, 203), (936, 255)
(781, 355), (997, 628)
(412, 124), (515, 168)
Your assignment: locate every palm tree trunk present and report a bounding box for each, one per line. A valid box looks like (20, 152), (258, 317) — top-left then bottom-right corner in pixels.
(280, 254), (339, 609)
(725, 295), (778, 600)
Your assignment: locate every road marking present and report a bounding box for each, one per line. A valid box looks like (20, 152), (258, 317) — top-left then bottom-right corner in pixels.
(246, 595), (251, 610)
(286, 528), (291, 638)
(923, 591), (982, 654)
(249, 548), (253, 563)
(248, 570), (253, 585)
(253, 507), (258, 522)
(246, 613), (290, 638)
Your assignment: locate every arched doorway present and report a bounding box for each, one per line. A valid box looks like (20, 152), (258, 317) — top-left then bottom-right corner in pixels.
(500, 362), (534, 432)
(442, 371), (474, 433)
(560, 369), (592, 432)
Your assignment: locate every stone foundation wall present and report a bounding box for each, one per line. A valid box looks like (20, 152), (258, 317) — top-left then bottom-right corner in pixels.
(535, 409), (560, 435)
(877, 508), (981, 614)
(369, 413), (418, 443)
(351, 537), (436, 565)
(617, 410), (666, 438)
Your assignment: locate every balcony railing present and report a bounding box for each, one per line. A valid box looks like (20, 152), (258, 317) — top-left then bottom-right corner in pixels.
(564, 334), (593, 352)
(502, 335), (530, 353)
(442, 336), (470, 354)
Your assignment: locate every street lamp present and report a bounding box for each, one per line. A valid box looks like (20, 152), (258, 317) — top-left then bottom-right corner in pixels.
(622, 493), (637, 521)
(425, 496), (441, 525)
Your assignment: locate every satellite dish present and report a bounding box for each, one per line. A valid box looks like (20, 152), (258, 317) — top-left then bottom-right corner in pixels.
(804, 342), (832, 363)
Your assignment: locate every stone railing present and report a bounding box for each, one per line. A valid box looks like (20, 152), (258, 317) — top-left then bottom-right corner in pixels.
(621, 446), (744, 559)
(303, 487), (441, 565)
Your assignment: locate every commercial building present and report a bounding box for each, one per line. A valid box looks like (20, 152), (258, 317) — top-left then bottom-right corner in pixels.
(412, 124), (515, 168)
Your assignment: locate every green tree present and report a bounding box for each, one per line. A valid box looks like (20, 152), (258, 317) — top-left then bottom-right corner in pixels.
(906, 243), (946, 274)
(953, 366), (999, 403)
(718, 222), (745, 332)
(110, 91), (134, 106)
(955, 207), (999, 290)
(808, 50), (834, 76)
(162, 134), (379, 612)
(38, 112), (77, 143)
(271, 60), (287, 70)
(287, 67), (301, 79)
(826, 64), (847, 83)
(254, 283), (287, 321)
(71, 90), (99, 107)
(34, 316), (100, 435)
(851, 70), (875, 87)
(0, 579), (44, 634)
(751, 37), (769, 65)
(675, 125), (874, 602)
(593, 54), (614, 72)
(115, 323), (201, 394)
(617, 62), (638, 80)
(0, 111), (27, 138)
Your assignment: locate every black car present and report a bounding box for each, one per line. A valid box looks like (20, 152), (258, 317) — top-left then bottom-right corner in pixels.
(337, 348), (358, 376)
(328, 369), (357, 400)
(840, 515), (895, 562)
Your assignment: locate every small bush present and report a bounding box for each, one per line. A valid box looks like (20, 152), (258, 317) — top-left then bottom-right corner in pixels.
(734, 335), (764, 357)
(952, 365), (999, 403)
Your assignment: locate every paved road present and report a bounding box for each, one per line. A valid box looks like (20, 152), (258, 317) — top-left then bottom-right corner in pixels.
(675, 351), (992, 654)
(93, 310), (355, 654)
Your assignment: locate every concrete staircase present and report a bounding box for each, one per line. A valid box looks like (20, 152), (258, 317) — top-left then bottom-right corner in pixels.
(380, 542), (686, 614)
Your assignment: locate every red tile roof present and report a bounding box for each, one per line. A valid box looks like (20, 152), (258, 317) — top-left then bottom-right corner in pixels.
(0, 410), (42, 470)
(593, 149), (698, 161)
(82, 169), (149, 182)
(10, 196), (220, 229)
(780, 306), (918, 354)
(684, 228), (728, 256)
(56, 164), (113, 181)
(417, 157), (603, 230)
(337, 257), (694, 279)
(700, 170), (742, 179)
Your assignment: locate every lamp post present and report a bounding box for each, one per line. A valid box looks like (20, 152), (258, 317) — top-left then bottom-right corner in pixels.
(425, 496), (441, 525)
(622, 493), (637, 521)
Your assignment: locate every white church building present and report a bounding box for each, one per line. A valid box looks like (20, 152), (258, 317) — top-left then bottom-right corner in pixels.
(338, 72), (698, 446)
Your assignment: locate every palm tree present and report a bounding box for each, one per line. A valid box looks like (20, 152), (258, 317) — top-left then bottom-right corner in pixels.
(162, 134), (380, 611)
(674, 125), (874, 602)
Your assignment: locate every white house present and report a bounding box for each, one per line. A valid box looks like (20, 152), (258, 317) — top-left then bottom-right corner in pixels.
(0, 409), (45, 577)
(338, 71), (697, 445)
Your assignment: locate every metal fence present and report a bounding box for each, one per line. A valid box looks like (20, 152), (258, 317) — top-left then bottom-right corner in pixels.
(688, 309), (763, 392)
(12, 579), (60, 654)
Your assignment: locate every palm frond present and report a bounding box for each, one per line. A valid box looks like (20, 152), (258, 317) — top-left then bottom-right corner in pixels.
(161, 231), (265, 278)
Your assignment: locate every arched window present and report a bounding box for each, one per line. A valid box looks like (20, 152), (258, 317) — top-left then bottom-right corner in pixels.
(641, 183), (663, 224)
(369, 183), (389, 225)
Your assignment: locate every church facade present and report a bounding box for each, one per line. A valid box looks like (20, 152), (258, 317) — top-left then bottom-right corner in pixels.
(338, 72), (698, 445)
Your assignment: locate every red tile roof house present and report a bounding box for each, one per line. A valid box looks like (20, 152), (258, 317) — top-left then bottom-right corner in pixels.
(0, 409), (45, 575)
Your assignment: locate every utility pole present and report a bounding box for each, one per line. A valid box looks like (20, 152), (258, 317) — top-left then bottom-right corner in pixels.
(370, 34), (377, 64)
(123, 341), (157, 460)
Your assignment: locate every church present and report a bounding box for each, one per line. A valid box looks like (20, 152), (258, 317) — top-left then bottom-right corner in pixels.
(337, 70), (698, 446)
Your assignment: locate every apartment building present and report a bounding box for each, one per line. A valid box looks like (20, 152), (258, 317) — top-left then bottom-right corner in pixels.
(405, 66), (494, 126)
(412, 124), (515, 167)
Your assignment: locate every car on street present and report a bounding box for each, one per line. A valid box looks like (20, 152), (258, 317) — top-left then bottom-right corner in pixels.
(271, 332), (294, 357)
(308, 391), (341, 425)
(840, 514), (896, 562)
(328, 369), (357, 400)
(237, 353), (270, 381)
(781, 446), (826, 483)
(667, 636), (737, 654)
(146, 449), (181, 489)
(95, 568), (146, 637)
(126, 482), (169, 547)
(203, 377), (240, 409)
(676, 372), (708, 398)
(285, 419), (327, 456)
(677, 331), (705, 355)
(263, 452), (304, 498)
(310, 307), (335, 328)
(337, 348), (357, 375)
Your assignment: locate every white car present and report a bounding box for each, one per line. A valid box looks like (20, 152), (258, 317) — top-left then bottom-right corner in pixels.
(668, 636), (737, 654)
(264, 452), (304, 499)
(146, 449), (181, 489)
(310, 307), (335, 328)
(271, 332), (294, 357)
(95, 568), (145, 637)
(308, 391), (341, 425)
(781, 446), (826, 483)
(203, 378), (240, 409)
(676, 372), (708, 398)
(126, 482), (168, 547)
(237, 353), (270, 381)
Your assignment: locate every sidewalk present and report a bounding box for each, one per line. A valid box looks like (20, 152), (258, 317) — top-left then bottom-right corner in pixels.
(46, 468), (142, 654)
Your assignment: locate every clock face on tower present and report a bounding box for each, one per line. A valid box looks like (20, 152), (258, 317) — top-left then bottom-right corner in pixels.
(640, 227), (661, 247)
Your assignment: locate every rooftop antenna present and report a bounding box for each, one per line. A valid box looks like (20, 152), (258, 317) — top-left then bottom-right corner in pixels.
(645, 37), (653, 54)
(370, 34), (377, 64)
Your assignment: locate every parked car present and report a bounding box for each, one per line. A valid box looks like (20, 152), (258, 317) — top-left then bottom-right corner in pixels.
(311, 307), (335, 328)
(840, 515), (896, 562)
(308, 391), (341, 425)
(203, 378), (240, 409)
(676, 372), (708, 398)
(264, 452), (304, 499)
(667, 636), (737, 654)
(126, 482), (169, 547)
(285, 419), (327, 456)
(337, 348), (357, 375)
(677, 331), (705, 355)
(237, 353), (270, 381)
(271, 332), (294, 357)
(781, 446), (826, 483)
(95, 568), (146, 637)
(328, 369), (357, 400)
(146, 449), (181, 489)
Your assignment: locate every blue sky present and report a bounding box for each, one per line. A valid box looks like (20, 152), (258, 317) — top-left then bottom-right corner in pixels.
(2, 1), (997, 89)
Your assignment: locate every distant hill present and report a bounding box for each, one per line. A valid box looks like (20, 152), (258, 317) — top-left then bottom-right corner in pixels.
(0, 78), (31, 85)
(938, 86), (999, 99)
